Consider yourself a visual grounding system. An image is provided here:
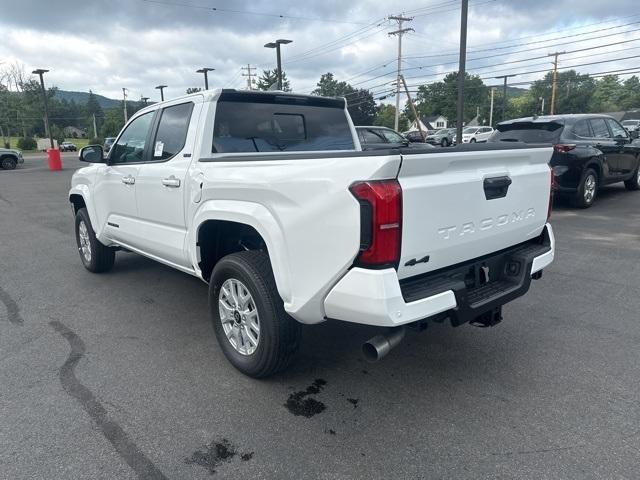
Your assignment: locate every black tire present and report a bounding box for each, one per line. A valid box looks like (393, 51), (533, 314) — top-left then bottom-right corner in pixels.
(209, 250), (301, 378)
(572, 168), (598, 208)
(1, 156), (17, 170)
(624, 163), (640, 191)
(441, 138), (449, 147)
(74, 208), (115, 273)
(470, 138), (476, 143)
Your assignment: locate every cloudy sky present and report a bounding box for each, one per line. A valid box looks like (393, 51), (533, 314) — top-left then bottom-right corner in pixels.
(0, 0), (638, 102)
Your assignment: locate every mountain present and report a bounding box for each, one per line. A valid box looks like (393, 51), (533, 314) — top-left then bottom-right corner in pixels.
(54, 90), (121, 109)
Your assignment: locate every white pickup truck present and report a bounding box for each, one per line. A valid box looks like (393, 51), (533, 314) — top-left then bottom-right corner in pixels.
(70, 89), (555, 377)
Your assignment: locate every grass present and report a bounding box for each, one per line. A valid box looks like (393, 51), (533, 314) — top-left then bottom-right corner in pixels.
(2, 136), (92, 152)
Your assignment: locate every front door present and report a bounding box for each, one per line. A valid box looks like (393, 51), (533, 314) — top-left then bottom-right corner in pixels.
(93, 111), (155, 245)
(605, 118), (636, 175)
(589, 118), (619, 179)
(134, 100), (199, 268)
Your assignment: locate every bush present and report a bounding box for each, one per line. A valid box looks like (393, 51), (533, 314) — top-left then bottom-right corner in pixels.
(3, 141), (9, 149)
(17, 137), (37, 150)
(89, 137), (103, 145)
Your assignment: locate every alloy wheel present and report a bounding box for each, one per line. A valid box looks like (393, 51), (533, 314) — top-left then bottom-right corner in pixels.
(218, 278), (260, 356)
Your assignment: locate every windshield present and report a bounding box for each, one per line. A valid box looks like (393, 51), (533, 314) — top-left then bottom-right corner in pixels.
(435, 129), (448, 134)
(491, 121), (563, 143)
(463, 127), (478, 134)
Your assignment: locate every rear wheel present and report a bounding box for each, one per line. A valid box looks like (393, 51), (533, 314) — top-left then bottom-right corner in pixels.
(1, 156), (17, 170)
(74, 208), (116, 272)
(573, 168), (598, 208)
(624, 163), (640, 191)
(441, 138), (449, 147)
(209, 251), (300, 378)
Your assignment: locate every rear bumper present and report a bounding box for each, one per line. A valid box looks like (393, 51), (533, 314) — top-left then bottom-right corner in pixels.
(324, 224), (555, 327)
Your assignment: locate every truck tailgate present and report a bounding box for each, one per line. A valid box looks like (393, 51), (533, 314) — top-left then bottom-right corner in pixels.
(397, 146), (552, 280)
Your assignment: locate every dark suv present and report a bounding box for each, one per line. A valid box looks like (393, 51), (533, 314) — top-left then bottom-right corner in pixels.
(489, 114), (640, 207)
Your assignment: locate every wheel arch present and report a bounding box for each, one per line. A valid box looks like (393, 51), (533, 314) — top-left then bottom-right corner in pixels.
(190, 200), (292, 304)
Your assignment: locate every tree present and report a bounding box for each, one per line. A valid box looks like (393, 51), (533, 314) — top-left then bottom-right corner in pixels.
(591, 75), (623, 112)
(257, 69), (290, 91)
(186, 87), (202, 94)
(101, 108), (125, 138)
(414, 72), (488, 125)
(312, 72), (376, 125)
(374, 104), (409, 131)
(618, 76), (640, 110)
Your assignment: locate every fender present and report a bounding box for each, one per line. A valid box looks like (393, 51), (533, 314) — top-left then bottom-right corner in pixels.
(188, 199), (292, 306)
(68, 184), (105, 239)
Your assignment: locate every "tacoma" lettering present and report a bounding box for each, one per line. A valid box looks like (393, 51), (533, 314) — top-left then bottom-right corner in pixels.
(437, 208), (536, 240)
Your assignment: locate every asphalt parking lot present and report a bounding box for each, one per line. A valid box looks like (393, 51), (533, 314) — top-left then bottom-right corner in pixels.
(1, 154), (639, 479)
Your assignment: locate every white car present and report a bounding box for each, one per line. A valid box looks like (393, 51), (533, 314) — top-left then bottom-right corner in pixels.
(454, 126), (495, 144)
(70, 89), (555, 377)
(621, 119), (639, 138)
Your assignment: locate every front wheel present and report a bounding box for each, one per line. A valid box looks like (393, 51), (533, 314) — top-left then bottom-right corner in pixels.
(624, 164), (640, 191)
(74, 208), (116, 272)
(1, 157), (17, 170)
(210, 251), (301, 378)
(470, 138), (476, 143)
(573, 168), (598, 208)
(441, 138), (449, 147)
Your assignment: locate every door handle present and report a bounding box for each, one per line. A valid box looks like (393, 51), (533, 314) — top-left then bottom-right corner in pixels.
(122, 175), (135, 185)
(162, 176), (181, 188)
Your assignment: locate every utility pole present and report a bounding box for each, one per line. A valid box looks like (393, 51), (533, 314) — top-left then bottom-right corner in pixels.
(389, 15), (414, 131)
(122, 87), (128, 122)
(196, 67), (215, 90)
(92, 114), (98, 139)
(495, 74), (516, 122)
(399, 75), (424, 138)
(155, 85), (167, 101)
(32, 69), (53, 149)
(241, 64), (256, 90)
(489, 87), (495, 127)
(548, 51), (565, 115)
(456, 0), (468, 143)
(539, 97), (545, 115)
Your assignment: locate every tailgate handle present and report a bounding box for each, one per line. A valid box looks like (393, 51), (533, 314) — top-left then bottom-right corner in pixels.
(483, 176), (512, 200)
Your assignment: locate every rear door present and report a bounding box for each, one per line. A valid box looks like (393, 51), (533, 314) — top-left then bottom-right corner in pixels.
(396, 146), (552, 280)
(134, 99), (200, 267)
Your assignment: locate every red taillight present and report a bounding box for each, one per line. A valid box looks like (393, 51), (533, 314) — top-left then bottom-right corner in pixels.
(548, 167), (555, 221)
(349, 180), (402, 268)
(553, 144), (576, 153)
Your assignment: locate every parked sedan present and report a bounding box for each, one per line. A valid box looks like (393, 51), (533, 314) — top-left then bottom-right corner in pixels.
(453, 126), (494, 144)
(488, 114), (640, 208)
(426, 128), (456, 147)
(404, 130), (428, 143)
(357, 126), (416, 150)
(60, 142), (77, 152)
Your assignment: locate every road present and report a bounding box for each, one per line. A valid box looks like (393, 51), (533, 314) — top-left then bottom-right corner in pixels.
(1, 155), (639, 479)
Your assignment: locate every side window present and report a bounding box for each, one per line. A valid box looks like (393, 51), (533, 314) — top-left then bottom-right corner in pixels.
(110, 112), (154, 164)
(361, 129), (385, 143)
(152, 102), (194, 161)
(573, 120), (591, 138)
(606, 119), (628, 139)
(590, 118), (611, 139)
(380, 129), (405, 143)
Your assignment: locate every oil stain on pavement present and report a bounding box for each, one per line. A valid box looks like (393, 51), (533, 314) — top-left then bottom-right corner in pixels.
(49, 320), (168, 480)
(284, 378), (327, 417)
(185, 438), (253, 475)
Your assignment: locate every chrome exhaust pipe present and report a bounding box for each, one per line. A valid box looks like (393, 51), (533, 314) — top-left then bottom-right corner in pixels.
(362, 327), (406, 362)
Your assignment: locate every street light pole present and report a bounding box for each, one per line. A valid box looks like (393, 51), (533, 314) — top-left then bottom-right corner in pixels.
(141, 96), (149, 106)
(264, 39), (292, 90)
(122, 87), (128, 122)
(489, 87), (495, 127)
(32, 69), (53, 150)
(155, 85), (167, 101)
(495, 74), (516, 122)
(196, 68), (215, 90)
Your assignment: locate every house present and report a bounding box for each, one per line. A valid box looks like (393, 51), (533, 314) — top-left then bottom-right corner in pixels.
(63, 126), (87, 138)
(408, 114), (448, 132)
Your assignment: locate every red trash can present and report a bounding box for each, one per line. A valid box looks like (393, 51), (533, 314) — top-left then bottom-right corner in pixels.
(47, 148), (62, 171)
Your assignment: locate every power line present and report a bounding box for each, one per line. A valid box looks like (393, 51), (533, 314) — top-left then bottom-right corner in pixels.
(141, 0), (370, 25)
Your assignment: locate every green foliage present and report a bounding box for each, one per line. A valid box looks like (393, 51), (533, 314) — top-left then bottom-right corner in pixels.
(17, 136), (37, 150)
(89, 137), (103, 145)
(186, 87), (202, 94)
(101, 108), (125, 138)
(313, 72), (376, 125)
(374, 104), (409, 131)
(256, 69), (291, 91)
(4, 141), (10, 149)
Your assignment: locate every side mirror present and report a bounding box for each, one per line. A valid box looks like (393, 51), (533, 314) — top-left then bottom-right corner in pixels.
(79, 145), (105, 163)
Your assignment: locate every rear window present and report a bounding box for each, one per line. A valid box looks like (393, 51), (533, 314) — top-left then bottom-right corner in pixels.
(491, 122), (563, 143)
(212, 92), (355, 153)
